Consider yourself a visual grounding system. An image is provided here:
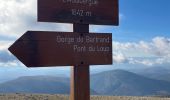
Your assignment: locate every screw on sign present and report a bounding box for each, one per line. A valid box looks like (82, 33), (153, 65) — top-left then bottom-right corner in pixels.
(8, 0), (119, 100)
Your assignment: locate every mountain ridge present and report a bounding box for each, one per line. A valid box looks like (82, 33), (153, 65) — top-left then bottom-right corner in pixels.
(1, 69), (170, 96)
(91, 69), (170, 96)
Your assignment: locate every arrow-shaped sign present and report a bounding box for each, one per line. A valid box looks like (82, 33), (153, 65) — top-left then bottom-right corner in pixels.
(8, 31), (112, 67)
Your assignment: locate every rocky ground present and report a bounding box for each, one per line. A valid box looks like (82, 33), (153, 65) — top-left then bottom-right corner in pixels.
(0, 94), (170, 100)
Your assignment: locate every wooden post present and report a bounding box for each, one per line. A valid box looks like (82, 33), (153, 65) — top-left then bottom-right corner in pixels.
(70, 24), (90, 100)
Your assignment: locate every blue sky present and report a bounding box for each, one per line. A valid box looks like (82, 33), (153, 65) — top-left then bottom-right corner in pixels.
(0, 0), (170, 82)
(109, 0), (170, 42)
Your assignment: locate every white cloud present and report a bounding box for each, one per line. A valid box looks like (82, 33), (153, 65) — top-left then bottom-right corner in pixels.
(0, 61), (17, 67)
(151, 37), (170, 57)
(0, 0), (72, 38)
(0, 0), (72, 67)
(0, 50), (15, 63)
(113, 36), (170, 57)
(113, 36), (170, 66)
(0, 41), (17, 64)
(130, 59), (154, 66)
(113, 52), (128, 63)
(0, 50), (16, 63)
(128, 57), (170, 66)
(0, 41), (12, 50)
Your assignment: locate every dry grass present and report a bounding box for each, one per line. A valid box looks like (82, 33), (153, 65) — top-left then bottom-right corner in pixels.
(0, 94), (170, 100)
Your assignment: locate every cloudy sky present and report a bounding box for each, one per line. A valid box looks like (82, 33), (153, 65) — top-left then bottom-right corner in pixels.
(0, 0), (170, 82)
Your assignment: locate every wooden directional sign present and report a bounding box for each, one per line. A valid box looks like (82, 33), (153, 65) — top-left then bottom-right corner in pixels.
(38, 0), (119, 25)
(8, 31), (112, 67)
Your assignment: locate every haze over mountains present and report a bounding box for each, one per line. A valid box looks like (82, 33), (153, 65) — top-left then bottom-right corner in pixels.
(130, 66), (170, 82)
(0, 69), (170, 96)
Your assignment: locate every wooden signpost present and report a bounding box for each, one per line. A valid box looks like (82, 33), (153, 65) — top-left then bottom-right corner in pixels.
(9, 0), (119, 100)
(38, 0), (119, 25)
(8, 31), (112, 67)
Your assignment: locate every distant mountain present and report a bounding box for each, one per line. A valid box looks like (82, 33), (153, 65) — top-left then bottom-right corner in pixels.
(0, 75), (97, 95)
(151, 74), (170, 82)
(0, 76), (70, 94)
(1, 70), (170, 96)
(131, 67), (170, 82)
(91, 69), (170, 96)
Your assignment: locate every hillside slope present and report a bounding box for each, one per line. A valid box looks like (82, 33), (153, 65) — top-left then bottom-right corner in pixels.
(91, 69), (170, 96)
(0, 76), (70, 94)
(0, 76), (97, 94)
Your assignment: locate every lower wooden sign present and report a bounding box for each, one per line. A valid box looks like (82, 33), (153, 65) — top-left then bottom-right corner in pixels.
(8, 31), (112, 67)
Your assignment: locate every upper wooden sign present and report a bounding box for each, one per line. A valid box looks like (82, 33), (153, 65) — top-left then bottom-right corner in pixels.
(38, 0), (119, 25)
(8, 31), (112, 67)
